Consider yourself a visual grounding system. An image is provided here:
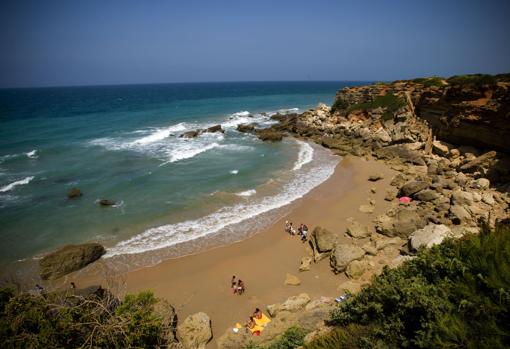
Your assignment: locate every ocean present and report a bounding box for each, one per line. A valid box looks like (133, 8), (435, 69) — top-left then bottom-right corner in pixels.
(0, 81), (362, 270)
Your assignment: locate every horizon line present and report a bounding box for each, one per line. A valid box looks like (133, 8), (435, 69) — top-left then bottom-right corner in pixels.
(0, 79), (377, 90)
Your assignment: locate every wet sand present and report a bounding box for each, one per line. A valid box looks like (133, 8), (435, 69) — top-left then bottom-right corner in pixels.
(75, 155), (396, 347)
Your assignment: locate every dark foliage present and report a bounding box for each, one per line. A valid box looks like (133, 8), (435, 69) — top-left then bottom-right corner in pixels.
(305, 222), (510, 349)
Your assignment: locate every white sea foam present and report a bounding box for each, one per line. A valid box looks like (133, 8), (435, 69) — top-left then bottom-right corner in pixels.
(230, 170), (239, 175)
(130, 123), (187, 146)
(167, 142), (220, 163)
(0, 176), (35, 193)
(236, 189), (256, 197)
(26, 149), (38, 159)
(105, 144), (338, 258)
(293, 140), (314, 171)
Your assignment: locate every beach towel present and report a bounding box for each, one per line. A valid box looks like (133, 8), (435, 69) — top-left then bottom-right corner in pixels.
(254, 313), (272, 327)
(249, 324), (264, 336)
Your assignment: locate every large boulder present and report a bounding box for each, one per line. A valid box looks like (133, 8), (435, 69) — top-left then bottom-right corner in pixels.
(346, 221), (370, 239)
(399, 181), (429, 197)
(255, 129), (284, 141)
(408, 224), (453, 252)
(345, 259), (369, 279)
(375, 208), (427, 238)
(414, 189), (439, 202)
(39, 243), (106, 280)
(311, 226), (337, 253)
(374, 145), (425, 166)
(459, 151), (497, 173)
(330, 244), (365, 274)
(206, 124), (224, 133)
(451, 189), (474, 206)
(177, 312), (212, 349)
(267, 293), (311, 317)
(236, 123), (255, 133)
(180, 130), (202, 138)
(449, 204), (472, 224)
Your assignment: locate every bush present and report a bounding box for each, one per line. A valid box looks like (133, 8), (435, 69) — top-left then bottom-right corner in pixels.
(347, 92), (407, 121)
(447, 74), (497, 86)
(0, 289), (174, 348)
(412, 76), (445, 87)
(331, 97), (349, 112)
(314, 221), (510, 348)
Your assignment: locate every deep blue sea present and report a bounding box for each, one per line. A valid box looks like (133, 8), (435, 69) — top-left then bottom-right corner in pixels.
(0, 81), (362, 268)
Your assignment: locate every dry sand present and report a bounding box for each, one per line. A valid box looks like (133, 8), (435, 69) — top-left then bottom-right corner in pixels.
(75, 155), (396, 347)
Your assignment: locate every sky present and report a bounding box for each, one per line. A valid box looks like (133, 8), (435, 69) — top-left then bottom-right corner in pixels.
(0, 0), (509, 88)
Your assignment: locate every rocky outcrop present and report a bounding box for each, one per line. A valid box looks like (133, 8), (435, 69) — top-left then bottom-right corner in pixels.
(39, 243), (106, 280)
(346, 220), (370, 238)
(408, 224), (453, 252)
(309, 226), (338, 261)
(255, 129), (284, 142)
(330, 244), (365, 273)
(177, 312), (212, 349)
(180, 130), (201, 138)
(236, 123), (255, 133)
(206, 124), (224, 133)
(375, 208), (427, 238)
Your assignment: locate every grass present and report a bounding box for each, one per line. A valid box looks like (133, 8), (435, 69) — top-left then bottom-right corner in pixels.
(447, 74), (497, 86)
(347, 92), (407, 121)
(412, 76), (445, 87)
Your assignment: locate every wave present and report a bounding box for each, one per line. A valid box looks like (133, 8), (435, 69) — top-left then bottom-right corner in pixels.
(168, 142), (220, 163)
(105, 144), (338, 258)
(0, 176), (35, 193)
(130, 123), (187, 146)
(293, 140), (314, 170)
(236, 189), (256, 197)
(0, 149), (39, 163)
(26, 149), (38, 159)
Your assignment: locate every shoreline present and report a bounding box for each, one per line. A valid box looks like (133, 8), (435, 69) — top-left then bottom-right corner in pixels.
(70, 154), (398, 347)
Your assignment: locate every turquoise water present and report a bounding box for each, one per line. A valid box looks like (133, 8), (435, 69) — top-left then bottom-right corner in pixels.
(0, 82), (361, 266)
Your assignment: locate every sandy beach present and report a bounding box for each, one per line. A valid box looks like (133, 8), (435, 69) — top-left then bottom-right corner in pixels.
(70, 154), (397, 347)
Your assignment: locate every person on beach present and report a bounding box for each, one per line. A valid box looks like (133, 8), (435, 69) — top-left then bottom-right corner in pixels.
(245, 317), (262, 336)
(236, 279), (245, 295)
(70, 282), (76, 289)
(253, 308), (262, 319)
(289, 222), (296, 235)
(284, 220), (291, 233)
(231, 275), (237, 293)
(300, 224), (309, 242)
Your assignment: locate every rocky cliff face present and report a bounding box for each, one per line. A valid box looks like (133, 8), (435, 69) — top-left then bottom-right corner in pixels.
(333, 75), (510, 153)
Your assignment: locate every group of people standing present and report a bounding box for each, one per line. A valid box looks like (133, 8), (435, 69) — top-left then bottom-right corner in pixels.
(231, 275), (245, 295)
(284, 220), (308, 242)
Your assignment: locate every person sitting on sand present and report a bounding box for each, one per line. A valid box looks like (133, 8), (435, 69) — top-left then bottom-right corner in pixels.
(253, 308), (272, 327)
(284, 220), (291, 233)
(236, 279), (245, 295)
(70, 282), (76, 289)
(253, 308), (262, 319)
(245, 317), (262, 336)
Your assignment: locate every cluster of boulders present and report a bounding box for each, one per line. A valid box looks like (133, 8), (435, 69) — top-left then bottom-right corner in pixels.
(179, 124), (224, 138)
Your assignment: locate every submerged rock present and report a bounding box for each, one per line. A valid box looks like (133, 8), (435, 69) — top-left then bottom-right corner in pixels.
(39, 243), (106, 280)
(99, 199), (115, 206)
(67, 187), (82, 199)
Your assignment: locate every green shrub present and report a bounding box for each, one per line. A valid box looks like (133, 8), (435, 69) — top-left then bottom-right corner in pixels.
(412, 76), (445, 87)
(0, 289), (173, 348)
(447, 74), (497, 86)
(347, 92), (407, 121)
(320, 221), (510, 348)
(267, 326), (308, 349)
(331, 97), (349, 112)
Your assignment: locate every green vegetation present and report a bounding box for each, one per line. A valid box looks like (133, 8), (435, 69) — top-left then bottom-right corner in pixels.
(245, 326), (308, 349)
(331, 97), (349, 112)
(348, 92), (407, 121)
(0, 288), (174, 348)
(412, 76), (445, 87)
(304, 221), (510, 349)
(447, 74), (497, 86)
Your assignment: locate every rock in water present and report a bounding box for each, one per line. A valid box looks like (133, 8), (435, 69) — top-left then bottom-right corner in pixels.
(39, 243), (106, 280)
(255, 129), (284, 141)
(67, 187), (82, 199)
(408, 224), (453, 252)
(285, 273), (301, 286)
(180, 130), (201, 138)
(206, 124), (224, 133)
(99, 199), (115, 206)
(177, 312), (212, 349)
(330, 244), (365, 273)
(236, 123), (255, 133)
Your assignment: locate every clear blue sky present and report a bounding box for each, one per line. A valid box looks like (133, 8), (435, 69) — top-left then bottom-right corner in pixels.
(1, 0), (509, 87)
